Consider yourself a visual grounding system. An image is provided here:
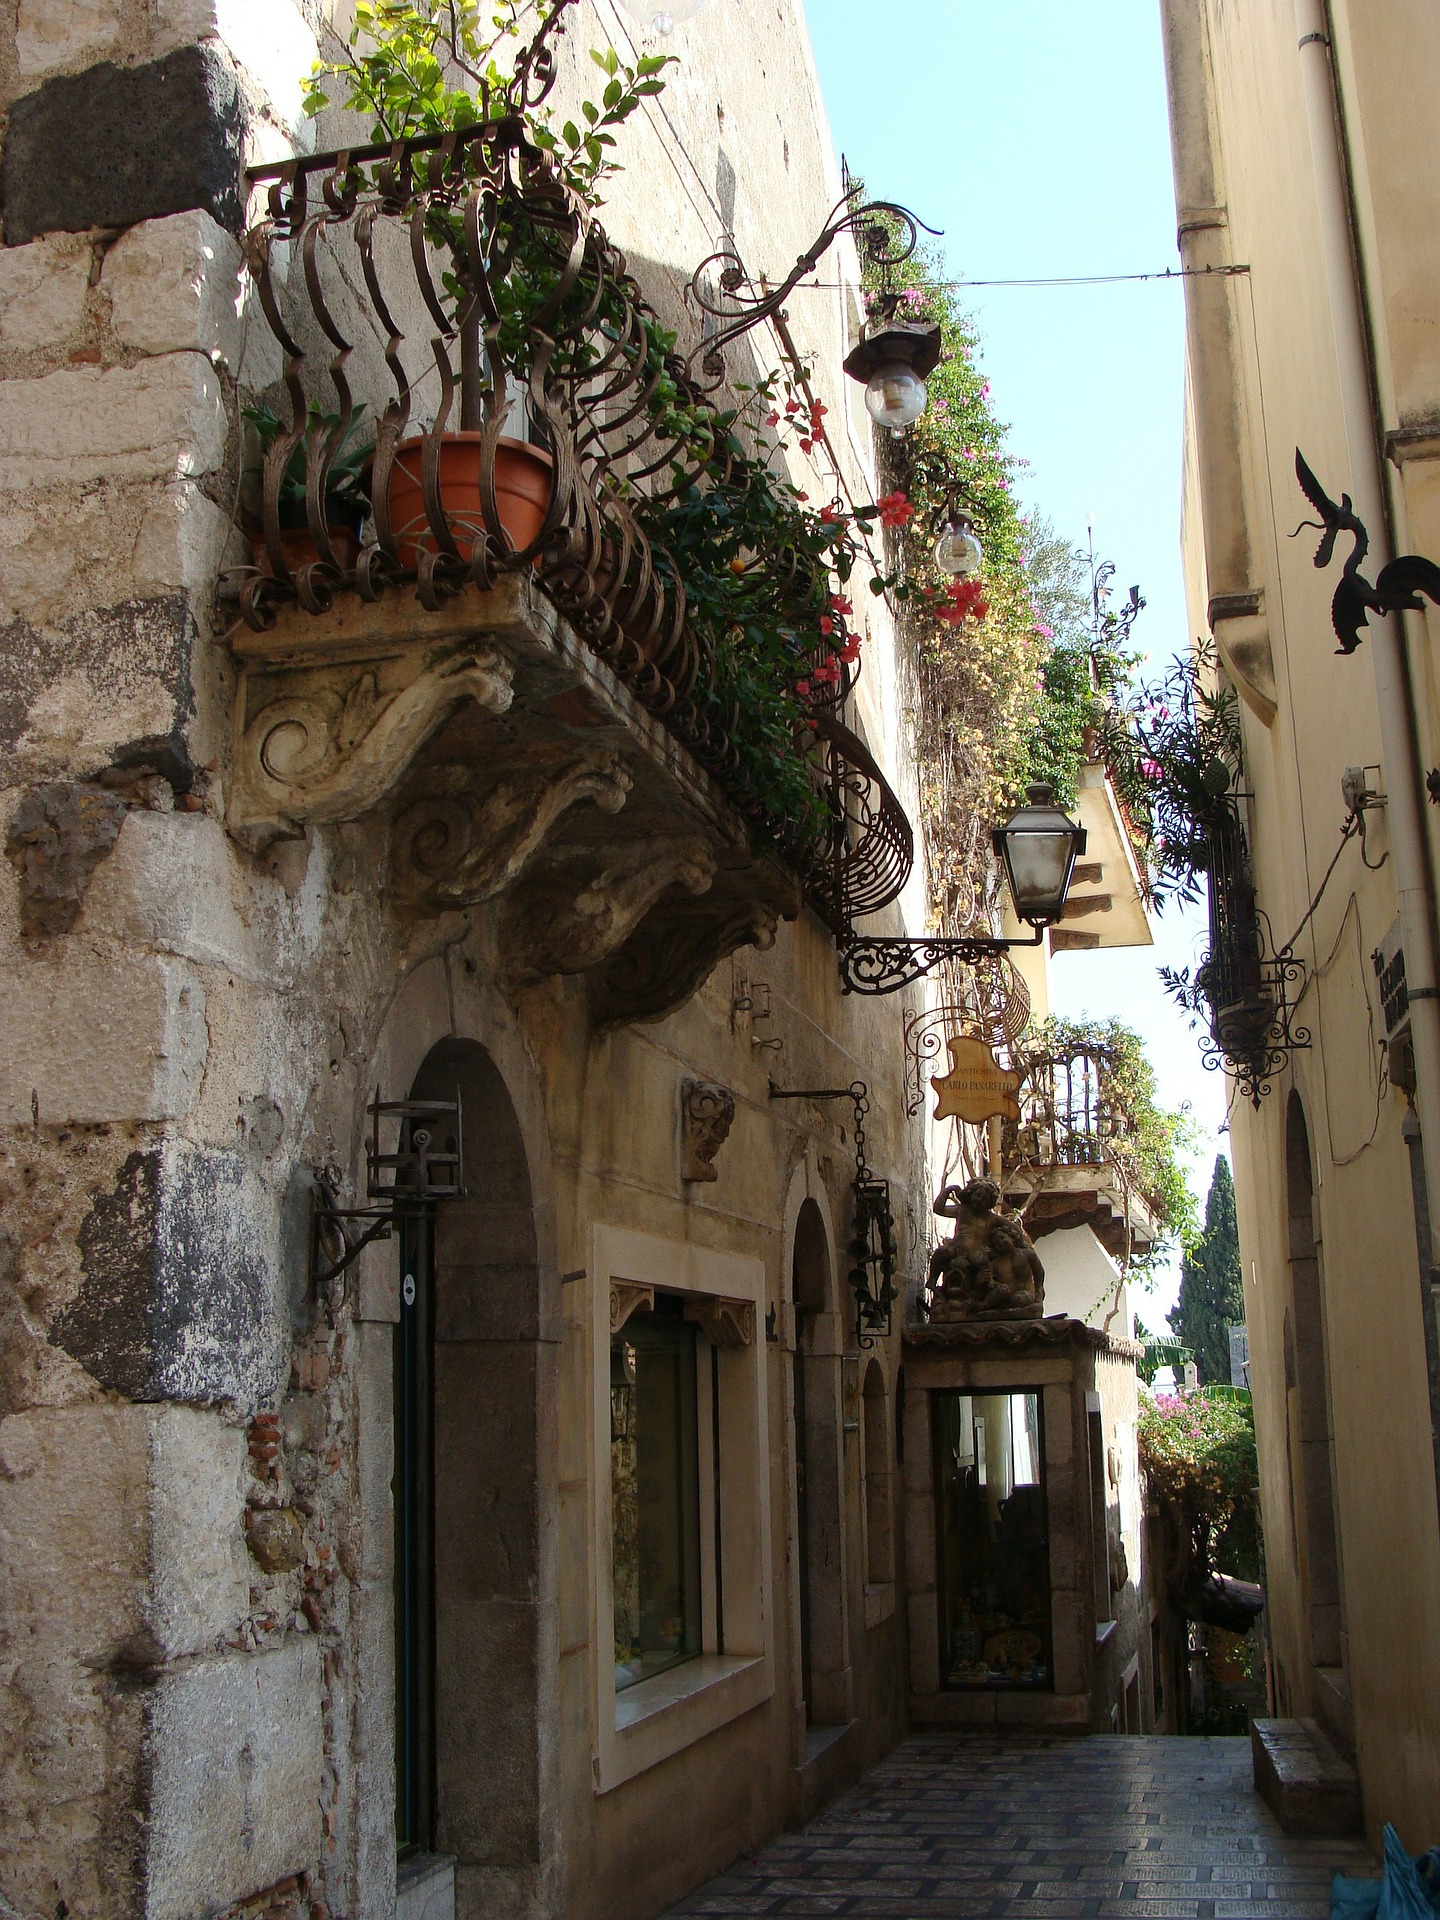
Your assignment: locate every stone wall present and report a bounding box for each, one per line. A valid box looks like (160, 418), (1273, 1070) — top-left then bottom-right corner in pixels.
(0, 3), (926, 1918)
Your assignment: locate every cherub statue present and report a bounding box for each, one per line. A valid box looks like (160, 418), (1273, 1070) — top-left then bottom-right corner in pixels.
(927, 1178), (1045, 1322)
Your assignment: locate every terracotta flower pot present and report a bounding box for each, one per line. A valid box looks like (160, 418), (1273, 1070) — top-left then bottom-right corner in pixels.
(385, 433), (555, 570)
(252, 523), (362, 578)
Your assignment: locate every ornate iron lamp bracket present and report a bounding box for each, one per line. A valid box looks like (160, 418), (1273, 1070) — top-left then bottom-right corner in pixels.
(839, 926), (1045, 997)
(311, 1090), (464, 1296)
(1296, 448), (1440, 654)
(684, 187), (938, 387)
(769, 1078), (897, 1346)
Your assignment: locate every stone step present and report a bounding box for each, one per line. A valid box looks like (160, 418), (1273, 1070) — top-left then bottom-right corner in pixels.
(1252, 1716), (1362, 1835)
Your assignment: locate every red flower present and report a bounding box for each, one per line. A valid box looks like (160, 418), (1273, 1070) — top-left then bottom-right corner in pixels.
(808, 401), (827, 437)
(820, 504), (844, 525)
(935, 576), (989, 625)
(829, 594), (853, 616)
(785, 398), (802, 415)
(840, 637), (861, 663)
(798, 438), (813, 455)
(764, 409), (780, 426)
(875, 490), (913, 529)
(819, 615), (834, 635)
(794, 679), (811, 697)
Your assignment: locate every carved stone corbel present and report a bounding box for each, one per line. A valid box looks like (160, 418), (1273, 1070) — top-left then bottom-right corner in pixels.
(229, 647), (514, 849)
(588, 876), (797, 1032)
(392, 748), (632, 910)
(681, 1080), (736, 1183)
(500, 837), (716, 986)
(610, 1281), (655, 1336)
(683, 1296), (755, 1347)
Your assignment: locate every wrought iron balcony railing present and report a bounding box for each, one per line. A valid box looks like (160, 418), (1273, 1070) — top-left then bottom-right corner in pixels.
(230, 122), (911, 939)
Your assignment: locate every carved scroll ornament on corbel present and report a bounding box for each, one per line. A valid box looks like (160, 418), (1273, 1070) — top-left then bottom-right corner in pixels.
(228, 647), (515, 849)
(392, 748), (632, 911)
(500, 836), (716, 986)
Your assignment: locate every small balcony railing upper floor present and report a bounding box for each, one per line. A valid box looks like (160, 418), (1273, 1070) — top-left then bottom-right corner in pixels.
(222, 119), (912, 966)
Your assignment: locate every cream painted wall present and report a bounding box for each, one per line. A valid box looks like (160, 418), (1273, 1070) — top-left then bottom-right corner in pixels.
(1165, 0), (1440, 1847)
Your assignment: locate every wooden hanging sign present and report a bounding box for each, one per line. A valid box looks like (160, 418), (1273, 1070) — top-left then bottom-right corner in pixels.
(930, 1034), (1022, 1124)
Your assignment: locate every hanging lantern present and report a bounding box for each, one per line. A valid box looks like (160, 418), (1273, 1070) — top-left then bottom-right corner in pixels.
(934, 509), (984, 578)
(992, 782), (1087, 929)
(843, 321), (942, 436)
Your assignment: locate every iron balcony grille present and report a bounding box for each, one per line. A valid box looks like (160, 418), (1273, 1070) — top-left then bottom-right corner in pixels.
(233, 124), (912, 938)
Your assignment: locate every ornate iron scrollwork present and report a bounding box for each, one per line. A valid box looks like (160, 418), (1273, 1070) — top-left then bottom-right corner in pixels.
(768, 1078), (897, 1346)
(1162, 809), (1309, 1106)
(311, 1090), (464, 1293)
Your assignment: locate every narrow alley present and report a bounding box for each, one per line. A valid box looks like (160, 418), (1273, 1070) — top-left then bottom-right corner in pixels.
(663, 1735), (1374, 1919)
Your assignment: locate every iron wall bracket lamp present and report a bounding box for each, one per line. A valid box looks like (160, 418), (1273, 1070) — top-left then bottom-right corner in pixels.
(838, 783), (1087, 996)
(311, 1090), (464, 1293)
(768, 1079), (898, 1347)
(1296, 448), (1440, 654)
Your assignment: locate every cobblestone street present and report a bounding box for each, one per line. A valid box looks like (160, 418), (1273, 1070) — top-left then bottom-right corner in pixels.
(664, 1734), (1376, 1919)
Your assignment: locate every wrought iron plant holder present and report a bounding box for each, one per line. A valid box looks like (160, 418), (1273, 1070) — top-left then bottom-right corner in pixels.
(229, 70), (926, 955)
(311, 1090), (464, 1299)
(1163, 806), (1310, 1108)
(1296, 448), (1440, 654)
(768, 1079), (898, 1346)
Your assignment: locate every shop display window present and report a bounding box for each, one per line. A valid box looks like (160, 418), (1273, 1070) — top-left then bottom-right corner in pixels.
(610, 1295), (702, 1692)
(934, 1390), (1052, 1688)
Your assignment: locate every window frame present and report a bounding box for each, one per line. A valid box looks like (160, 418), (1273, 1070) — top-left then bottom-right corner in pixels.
(591, 1226), (772, 1794)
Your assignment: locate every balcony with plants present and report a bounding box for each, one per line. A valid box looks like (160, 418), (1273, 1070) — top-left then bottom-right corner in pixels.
(1001, 1017), (1197, 1274)
(218, 0), (914, 1019)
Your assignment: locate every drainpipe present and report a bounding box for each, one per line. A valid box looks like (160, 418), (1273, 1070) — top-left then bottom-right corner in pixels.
(1293, 0), (1440, 1271)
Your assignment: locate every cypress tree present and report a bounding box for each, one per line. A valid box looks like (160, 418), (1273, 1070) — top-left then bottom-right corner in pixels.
(1169, 1154), (1244, 1384)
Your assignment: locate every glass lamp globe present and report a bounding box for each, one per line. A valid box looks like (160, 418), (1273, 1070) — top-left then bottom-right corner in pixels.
(934, 515), (983, 578)
(863, 359), (928, 435)
(992, 782), (1087, 928)
(616, 0), (707, 30)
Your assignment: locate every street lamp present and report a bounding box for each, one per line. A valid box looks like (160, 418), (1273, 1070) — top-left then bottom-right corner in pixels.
(933, 508), (983, 579)
(842, 321), (942, 436)
(992, 783), (1087, 929)
(839, 783), (1087, 994)
(614, 0), (708, 31)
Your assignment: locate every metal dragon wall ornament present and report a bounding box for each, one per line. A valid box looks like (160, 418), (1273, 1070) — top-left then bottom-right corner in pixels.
(768, 1079), (898, 1346)
(1296, 449), (1440, 654)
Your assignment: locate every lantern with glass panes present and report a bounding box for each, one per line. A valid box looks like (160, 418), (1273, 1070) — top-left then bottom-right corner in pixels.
(839, 783), (1087, 995)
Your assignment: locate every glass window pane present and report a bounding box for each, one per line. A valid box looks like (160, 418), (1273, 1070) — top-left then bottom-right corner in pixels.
(934, 1390), (1052, 1689)
(611, 1295), (701, 1692)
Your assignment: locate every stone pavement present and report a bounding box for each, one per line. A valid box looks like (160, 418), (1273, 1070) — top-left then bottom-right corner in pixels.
(663, 1733), (1376, 1918)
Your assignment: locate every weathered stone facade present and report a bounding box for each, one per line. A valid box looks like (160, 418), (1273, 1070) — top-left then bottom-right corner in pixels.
(0, 4), (930, 1917)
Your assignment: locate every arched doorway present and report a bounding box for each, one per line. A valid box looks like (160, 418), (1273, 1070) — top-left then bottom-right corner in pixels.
(791, 1198), (851, 1728)
(1285, 1094), (1346, 1687)
(394, 1037), (553, 1906)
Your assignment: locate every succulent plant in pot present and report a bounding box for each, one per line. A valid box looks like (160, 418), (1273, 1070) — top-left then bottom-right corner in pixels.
(245, 401), (374, 576)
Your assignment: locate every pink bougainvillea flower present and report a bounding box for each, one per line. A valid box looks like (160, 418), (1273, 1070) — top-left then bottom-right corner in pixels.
(875, 490), (913, 529)
(1141, 757), (1162, 779)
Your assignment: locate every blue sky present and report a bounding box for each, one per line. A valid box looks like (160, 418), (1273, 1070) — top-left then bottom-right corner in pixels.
(803, 0), (1230, 1320)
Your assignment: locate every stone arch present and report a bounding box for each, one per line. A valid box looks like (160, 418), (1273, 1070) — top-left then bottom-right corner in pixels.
(861, 1358), (893, 1584)
(785, 1175), (852, 1730)
(1285, 1091), (1346, 1681)
(366, 952), (559, 1915)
